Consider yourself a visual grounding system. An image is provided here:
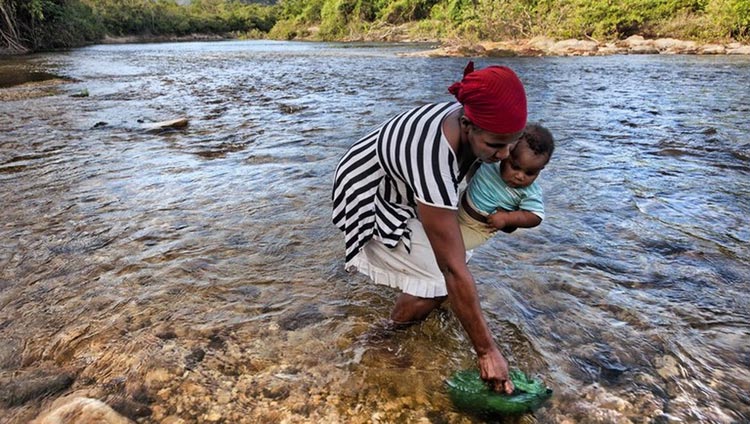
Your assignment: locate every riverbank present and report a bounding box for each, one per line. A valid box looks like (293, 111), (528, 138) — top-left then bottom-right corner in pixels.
(279, 21), (750, 57)
(100, 33), (231, 45)
(5, 30), (750, 57)
(404, 35), (750, 57)
(97, 32), (750, 57)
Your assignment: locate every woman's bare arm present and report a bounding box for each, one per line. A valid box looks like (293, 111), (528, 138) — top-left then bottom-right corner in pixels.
(417, 201), (514, 394)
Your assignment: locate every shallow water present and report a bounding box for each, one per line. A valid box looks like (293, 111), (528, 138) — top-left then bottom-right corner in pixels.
(1, 40), (749, 423)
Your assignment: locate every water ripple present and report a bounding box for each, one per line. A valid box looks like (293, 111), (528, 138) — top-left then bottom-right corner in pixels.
(1, 43), (749, 423)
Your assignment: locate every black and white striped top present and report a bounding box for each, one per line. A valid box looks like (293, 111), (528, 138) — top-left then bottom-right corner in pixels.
(332, 102), (469, 265)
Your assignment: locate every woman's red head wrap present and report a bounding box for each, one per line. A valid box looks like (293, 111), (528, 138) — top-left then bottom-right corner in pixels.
(448, 61), (527, 134)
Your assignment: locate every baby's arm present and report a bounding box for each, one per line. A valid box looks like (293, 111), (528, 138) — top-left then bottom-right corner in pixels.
(486, 209), (542, 233)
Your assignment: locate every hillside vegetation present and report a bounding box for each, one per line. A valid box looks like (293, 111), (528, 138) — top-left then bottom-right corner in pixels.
(0, 0), (275, 53)
(1, 0), (749, 53)
(270, 0), (750, 43)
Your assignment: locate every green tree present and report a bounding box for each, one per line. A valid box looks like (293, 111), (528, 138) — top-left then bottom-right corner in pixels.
(1, 0), (103, 53)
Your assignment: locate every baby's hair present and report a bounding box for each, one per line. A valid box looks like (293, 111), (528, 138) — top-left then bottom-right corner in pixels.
(522, 123), (555, 159)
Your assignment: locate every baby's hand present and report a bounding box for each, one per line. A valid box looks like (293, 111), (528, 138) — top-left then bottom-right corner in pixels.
(486, 210), (509, 231)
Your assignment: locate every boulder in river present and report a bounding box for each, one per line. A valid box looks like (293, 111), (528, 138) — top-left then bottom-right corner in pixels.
(142, 118), (189, 133)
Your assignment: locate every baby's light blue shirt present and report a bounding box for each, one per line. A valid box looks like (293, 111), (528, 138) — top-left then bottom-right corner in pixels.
(467, 162), (545, 219)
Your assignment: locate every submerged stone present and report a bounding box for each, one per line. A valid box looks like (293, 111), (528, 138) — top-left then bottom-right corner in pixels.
(106, 395), (152, 420)
(278, 304), (325, 331)
(0, 370), (75, 407)
(32, 396), (133, 424)
(142, 118), (189, 133)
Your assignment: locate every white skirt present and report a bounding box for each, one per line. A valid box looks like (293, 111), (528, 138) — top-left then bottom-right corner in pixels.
(346, 218), (472, 298)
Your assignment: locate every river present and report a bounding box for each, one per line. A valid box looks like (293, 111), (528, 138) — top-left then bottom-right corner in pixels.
(1, 40), (749, 423)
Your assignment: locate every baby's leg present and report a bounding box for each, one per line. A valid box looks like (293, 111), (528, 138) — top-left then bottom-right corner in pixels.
(458, 205), (494, 250)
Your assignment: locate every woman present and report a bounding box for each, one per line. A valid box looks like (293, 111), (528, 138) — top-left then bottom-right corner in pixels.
(332, 62), (527, 394)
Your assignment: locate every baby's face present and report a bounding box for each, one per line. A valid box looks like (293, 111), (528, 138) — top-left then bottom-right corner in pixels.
(500, 140), (548, 188)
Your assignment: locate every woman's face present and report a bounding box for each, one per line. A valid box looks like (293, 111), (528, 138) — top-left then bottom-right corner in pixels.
(467, 123), (522, 163)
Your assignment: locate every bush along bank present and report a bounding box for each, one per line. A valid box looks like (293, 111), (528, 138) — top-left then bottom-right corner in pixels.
(0, 0), (276, 54)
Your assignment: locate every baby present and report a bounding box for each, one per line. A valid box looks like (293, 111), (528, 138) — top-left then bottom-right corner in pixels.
(459, 123), (554, 250)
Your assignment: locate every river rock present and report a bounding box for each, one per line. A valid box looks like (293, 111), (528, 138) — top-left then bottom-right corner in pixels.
(144, 368), (173, 391)
(569, 401), (633, 424)
(549, 39), (599, 55)
(618, 36), (658, 54)
(31, 396), (133, 424)
(727, 45), (750, 54)
(262, 381), (291, 400)
(204, 408), (223, 422)
(143, 118), (189, 133)
(630, 44), (660, 54)
(597, 43), (626, 55)
(653, 38), (698, 54)
(70, 89), (89, 98)
(105, 395), (152, 420)
(654, 355), (681, 379)
(582, 384), (632, 412)
(700, 44), (726, 54)
(0, 369), (75, 407)
(485, 46), (518, 57)
(619, 35), (649, 47)
(667, 41), (698, 54)
(185, 347), (206, 368)
(462, 44), (486, 55)
(0, 337), (22, 370)
(653, 38), (682, 51)
(278, 303), (325, 331)
(527, 35), (556, 51)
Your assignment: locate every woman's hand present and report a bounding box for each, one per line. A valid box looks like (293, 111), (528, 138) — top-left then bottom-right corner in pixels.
(478, 347), (515, 394)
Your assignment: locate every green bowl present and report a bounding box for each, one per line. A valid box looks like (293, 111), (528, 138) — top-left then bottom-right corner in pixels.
(445, 369), (553, 416)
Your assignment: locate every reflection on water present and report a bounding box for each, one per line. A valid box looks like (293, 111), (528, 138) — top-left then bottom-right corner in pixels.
(1, 41), (749, 423)
(0, 69), (64, 88)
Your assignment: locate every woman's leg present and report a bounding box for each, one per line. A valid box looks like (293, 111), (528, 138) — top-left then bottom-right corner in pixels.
(348, 219), (461, 324)
(390, 293), (447, 324)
